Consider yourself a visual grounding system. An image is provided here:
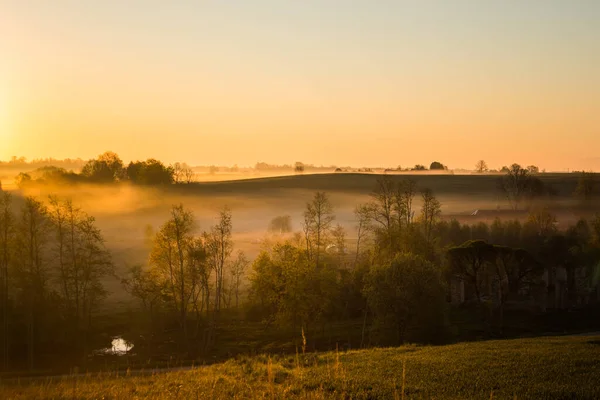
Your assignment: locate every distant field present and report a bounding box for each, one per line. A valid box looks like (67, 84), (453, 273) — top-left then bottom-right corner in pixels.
(173, 172), (583, 197)
(3, 335), (599, 399)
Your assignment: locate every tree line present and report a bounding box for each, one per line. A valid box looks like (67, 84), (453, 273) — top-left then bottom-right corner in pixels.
(15, 152), (195, 187)
(0, 189), (113, 371)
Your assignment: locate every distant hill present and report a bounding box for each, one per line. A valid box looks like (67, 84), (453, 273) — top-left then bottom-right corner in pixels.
(171, 172), (584, 198)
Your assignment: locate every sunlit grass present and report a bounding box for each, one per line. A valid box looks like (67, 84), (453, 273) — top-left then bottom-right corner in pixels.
(2, 335), (599, 399)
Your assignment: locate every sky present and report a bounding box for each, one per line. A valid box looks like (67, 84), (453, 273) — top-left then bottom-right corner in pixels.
(1, 1), (599, 170)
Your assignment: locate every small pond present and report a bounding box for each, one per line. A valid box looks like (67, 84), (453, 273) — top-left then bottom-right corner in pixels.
(94, 337), (134, 356)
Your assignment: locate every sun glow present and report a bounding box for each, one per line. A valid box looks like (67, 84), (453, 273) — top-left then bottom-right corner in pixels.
(0, 85), (12, 149)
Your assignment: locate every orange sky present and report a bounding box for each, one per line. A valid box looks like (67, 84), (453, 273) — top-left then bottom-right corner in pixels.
(1, 1), (599, 170)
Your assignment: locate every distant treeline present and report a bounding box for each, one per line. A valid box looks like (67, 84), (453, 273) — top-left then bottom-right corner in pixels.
(0, 156), (86, 171)
(14, 152), (194, 187)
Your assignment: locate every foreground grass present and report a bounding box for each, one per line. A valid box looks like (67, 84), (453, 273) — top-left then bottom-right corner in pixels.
(2, 335), (600, 399)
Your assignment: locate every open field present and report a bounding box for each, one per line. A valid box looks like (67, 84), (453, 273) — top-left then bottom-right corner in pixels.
(2, 334), (599, 399)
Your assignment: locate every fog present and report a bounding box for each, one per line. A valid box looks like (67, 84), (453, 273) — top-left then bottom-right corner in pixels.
(4, 172), (583, 308)
(9, 182), (374, 306)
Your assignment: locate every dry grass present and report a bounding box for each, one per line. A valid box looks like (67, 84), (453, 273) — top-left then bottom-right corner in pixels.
(2, 335), (600, 399)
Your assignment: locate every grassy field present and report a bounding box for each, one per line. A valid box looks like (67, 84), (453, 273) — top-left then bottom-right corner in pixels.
(172, 172), (584, 197)
(2, 335), (599, 399)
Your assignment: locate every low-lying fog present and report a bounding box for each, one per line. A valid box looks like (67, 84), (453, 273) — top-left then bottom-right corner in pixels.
(4, 174), (583, 308)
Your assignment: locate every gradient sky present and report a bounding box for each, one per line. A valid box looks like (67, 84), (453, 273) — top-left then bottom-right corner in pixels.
(1, 1), (599, 170)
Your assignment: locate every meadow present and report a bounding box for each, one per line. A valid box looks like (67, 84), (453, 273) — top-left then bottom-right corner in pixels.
(2, 334), (599, 399)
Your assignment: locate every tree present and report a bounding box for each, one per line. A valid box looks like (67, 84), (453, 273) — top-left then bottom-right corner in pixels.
(13, 197), (51, 370)
(47, 196), (113, 358)
(367, 177), (396, 252)
(173, 162), (184, 183)
(183, 167), (195, 184)
(525, 207), (557, 237)
(122, 264), (163, 318)
(363, 177), (419, 255)
(173, 162), (195, 184)
(354, 204), (371, 266)
(15, 172), (32, 189)
(268, 215), (292, 234)
(475, 160), (488, 173)
(331, 224), (347, 266)
(0, 190), (13, 370)
(397, 178), (418, 227)
(250, 244), (311, 328)
(412, 164), (427, 171)
(250, 243), (336, 331)
(127, 159), (175, 185)
(149, 205), (197, 341)
(574, 171), (595, 205)
(81, 151), (125, 183)
(447, 240), (496, 303)
(493, 246), (543, 299)
(302, 192), (335, 268)
(205, 207), (233, 315)
(499, 163), (532, 210)
(527, 165), (540, 174)
(364, 253), (447, 344)
(229, 250), (249, 309)
(540, 234), (582, 308)
(294, 162), (305, 174)
(487, 245), (542, 330)
(420, 188), (441, 243)
(429, 161), (446, 170)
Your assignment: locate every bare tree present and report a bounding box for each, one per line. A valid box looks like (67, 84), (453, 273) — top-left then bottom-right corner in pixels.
(122, 264), (163, 319)
(47, 196), (113, 358)
(302, 211), (313, 260)
(499, 164), (532, 210)
(183, 166), (195, 184)
(172, 162), (184, 184)
(206, 207), (233, 314)
(14, 197), (51, 370)
(150, 204), (197, 341)
(397, 178), (417, 226)
(229, 250), (249, 309)
(368, 177), (396, 250)
(0, 190), (13, 370)
(354, 204), (371, 266)
(475, 160), (488, 173)
(331, 224), (347, 266)
(185, 237), (209, 344)
(173, 162), (195, 184)
(420, 188), (442, 242)
(269, 215), (292, 234)
(302, 192), (335, 268)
